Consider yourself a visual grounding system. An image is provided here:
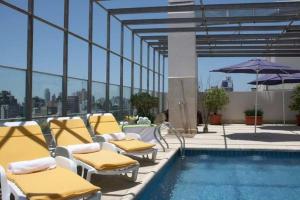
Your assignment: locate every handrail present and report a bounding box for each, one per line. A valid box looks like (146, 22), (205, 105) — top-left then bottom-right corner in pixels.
(154, 124), (170, 152)
(162, 122), (185, 158)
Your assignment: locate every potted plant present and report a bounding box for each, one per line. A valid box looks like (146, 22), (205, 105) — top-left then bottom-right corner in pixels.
(204, 88), (229, 125)
(130, 92), (159, 123)
(289, 85), (300, 125)
(244, 109), (263, 125)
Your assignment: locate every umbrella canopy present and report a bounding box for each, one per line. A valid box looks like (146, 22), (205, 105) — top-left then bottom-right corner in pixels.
(211, 58), (300, 74)
(210, 58), (300, 133)
(248, 73), (300, 85)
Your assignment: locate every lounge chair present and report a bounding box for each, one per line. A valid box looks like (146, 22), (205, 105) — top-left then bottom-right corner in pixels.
(0, 121), (101, 200)
(47, 117), (139, 182)
(87, 113), (158, 162)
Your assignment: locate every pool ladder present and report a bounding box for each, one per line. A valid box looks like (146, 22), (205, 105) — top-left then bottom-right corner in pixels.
(161, 122), (186, 158)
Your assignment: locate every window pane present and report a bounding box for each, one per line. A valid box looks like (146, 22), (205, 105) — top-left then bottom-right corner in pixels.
(67, 78), (87, 114)
(109, 84), (120, 111)
(142, 42), (147, 67)
(33, 20), (63, 75)
(92, 46), (106, 82)
(124, 27), (132, 59)
(123, 60), (131, 87)
(110, 18), (121, 53)
(92, 82), (105, 113)
(155, 73), (159, 92)
(123, 86), (131, 111)
(149, 48), (153, 70)
(35, 0), (64, 26)
(68, 35), (88, 79)
(93, 4), (106, 47)
(133, 88), (139, 94)
(160, 75), (163, 92)
(32, 72), (62, 117)
(69, 0), (88, 38)
(134, 35), (140, 62)
(4, 0), (27, 10)
(0, 6), (27, 68)
(0, 67), (25, 119)
(149, 71), (153, 90)
(134, 64), (140, 89)
(155, 52), (159, 72)
(142, 67), (147, 90)
(110, 54), (120, 85)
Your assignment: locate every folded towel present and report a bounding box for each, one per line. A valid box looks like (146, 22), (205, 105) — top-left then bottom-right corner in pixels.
(67, 143), (100, 154)
(101, 134), (113, 142)
(8, 157), (56, 175)
(111, 132), (126, 141)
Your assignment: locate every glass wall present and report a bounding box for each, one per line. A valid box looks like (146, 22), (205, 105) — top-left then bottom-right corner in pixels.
(0, 0), (166, 121)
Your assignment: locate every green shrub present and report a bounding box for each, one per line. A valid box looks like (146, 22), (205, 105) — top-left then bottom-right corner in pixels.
(289, 85), (300, 114)
(130, 92), (159, 122)
(244, 109), (263, 116)
(204, 88), (229, 114)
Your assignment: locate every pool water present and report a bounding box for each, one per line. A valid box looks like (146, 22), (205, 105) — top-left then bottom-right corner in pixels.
(136, 150), (300, 200)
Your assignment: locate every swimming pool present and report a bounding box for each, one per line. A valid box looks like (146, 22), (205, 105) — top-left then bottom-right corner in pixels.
(136, 149), (300, 200)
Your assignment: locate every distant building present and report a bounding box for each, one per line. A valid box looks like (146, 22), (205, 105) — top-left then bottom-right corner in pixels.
(67, 96), (79, 113)
(221, 76), (234, 92)
(0, 90), (21, 119)
(44, 88), (50, 103)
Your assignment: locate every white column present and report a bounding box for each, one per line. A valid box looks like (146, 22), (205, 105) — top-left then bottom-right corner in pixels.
(168, 0), (198, 134)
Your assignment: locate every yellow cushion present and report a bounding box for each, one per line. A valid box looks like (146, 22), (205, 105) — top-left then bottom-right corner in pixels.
(7, 167), (100, 200)
(88, 115), (121, 135)
(49, 119), (93, 146)
(0, 125), (49, 169)
(110, 139), (155, 152)
(73, 150), (138, 170)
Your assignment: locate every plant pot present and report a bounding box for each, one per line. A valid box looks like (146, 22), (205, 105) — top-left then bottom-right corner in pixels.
(210, 114), (222, 125)
(245, 116), (263, 125)
(296, 115), (300, 126)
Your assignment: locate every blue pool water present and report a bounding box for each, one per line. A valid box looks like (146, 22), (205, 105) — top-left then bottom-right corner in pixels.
(136, 150), (300, 200)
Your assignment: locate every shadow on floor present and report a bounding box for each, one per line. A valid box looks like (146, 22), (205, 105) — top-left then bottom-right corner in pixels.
(260, 125), (300, 132)
(132, 156), (159, 167)
(197, 131), (217, 134)
(226, 132), (300, 142)
(91, 175), (141, 193)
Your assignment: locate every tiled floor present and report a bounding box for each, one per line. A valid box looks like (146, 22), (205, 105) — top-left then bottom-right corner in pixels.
(97, 124), (300, 200)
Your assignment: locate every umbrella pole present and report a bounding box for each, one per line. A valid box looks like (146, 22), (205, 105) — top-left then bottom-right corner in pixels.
(282, 78), (285, 125)
(255, 71), (258, 134)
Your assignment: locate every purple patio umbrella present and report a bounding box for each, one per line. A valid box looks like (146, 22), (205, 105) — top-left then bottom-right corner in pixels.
(211, 58), (300, 133)
(248, 73), (300, 124)
(248, 73), (300, 85)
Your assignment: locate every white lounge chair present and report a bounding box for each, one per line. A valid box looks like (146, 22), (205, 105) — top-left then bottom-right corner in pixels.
(87, 113), (158, 162)
(0, 121), (101, 200)
(47, 117), (140, 182)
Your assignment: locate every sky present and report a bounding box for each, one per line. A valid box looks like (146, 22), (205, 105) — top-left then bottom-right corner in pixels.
(0, 0), (290, 103)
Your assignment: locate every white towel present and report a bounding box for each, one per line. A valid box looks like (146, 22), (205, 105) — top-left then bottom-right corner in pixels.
(8, 157), (56, 175)
(67, 143), (100, 154)
(111, 132), (126, 141)
(101, 134), (113, 142)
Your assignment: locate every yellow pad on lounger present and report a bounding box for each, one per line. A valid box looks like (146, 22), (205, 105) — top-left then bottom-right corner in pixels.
(49, 119), (93, 146)
(110, 139), (155, 152)
(0, 125), (49, 169)
(7, 167), (100, 200)
(88, 115), (122, 135)
(73, 150), (138, 170)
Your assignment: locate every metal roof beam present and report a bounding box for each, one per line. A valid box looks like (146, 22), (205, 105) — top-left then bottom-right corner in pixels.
(141, 33), (300, 41)
(160, 50), (300, 54)
(133, 25), (300, 33)
(125, 15), (300, 25)
(196, 53), (300, 57)
(155, 45), (300, 51)
(108, 2), (300, 15)
(148, 39), (300, 46)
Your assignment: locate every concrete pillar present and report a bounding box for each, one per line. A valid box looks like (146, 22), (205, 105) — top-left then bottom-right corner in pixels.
(168, 0), (198, 134)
